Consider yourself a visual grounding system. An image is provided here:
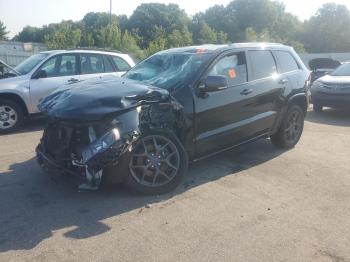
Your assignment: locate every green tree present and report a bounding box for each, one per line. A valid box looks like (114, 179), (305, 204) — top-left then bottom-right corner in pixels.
(81, 12), (119, 47)
(44, 22), (82, 49)
(128, 3), (189, 48)
(302, 3), (350, 52)
(198, 5), (239, 41)
(13, 26), (45, 42)
(167, 27), (192, 48)
(0, 21), (9, 40)
(190, 19), (228, 45)
(145, 37), (167, 57)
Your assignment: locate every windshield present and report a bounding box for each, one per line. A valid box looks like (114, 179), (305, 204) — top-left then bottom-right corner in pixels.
(15, 53), (49, 75)
(124, 52), (213, 89)
(331, 63), (350, 76)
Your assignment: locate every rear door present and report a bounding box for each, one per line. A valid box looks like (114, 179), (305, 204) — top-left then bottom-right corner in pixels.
(78, 53), (117, 81)
(29, 53), (79, 113)
(272, 50), (302, 92)
(244, 49), (285, 135)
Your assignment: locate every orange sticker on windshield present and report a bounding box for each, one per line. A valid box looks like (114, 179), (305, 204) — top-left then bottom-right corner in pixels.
(228, 69), (236, 79)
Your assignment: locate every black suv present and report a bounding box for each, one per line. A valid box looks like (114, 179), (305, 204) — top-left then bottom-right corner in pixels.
(37, 43), (309, 194)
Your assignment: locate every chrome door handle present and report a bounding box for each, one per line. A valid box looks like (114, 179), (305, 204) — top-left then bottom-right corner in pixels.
(68, 78), (79, 83)
(279, 79), (289, 85)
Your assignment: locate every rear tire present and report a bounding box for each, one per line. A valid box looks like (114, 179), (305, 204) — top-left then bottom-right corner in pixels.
(0, 99), (24, 134)
(122, 130), (188, 195)
(313, 103), (323, 112)
(271, 105), (304, 149)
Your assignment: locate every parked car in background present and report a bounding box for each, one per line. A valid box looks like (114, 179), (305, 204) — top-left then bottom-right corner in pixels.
(309, 58), (341, 84)
(0, 49), (135, 133)
(311, 62), (350, 112)
(37, 43), (309, 194)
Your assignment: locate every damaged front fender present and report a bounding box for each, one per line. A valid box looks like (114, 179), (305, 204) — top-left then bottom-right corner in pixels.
(37, 93), (187, 189)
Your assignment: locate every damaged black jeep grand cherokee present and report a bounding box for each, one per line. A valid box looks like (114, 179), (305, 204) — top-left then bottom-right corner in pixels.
(37, 43), (309, 194)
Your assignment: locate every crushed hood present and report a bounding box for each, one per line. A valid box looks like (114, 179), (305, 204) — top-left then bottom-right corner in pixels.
(309, 58), (341, 71)
(39, 75), (170, 121)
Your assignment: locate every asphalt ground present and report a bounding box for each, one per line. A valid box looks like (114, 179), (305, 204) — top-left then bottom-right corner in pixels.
(0, 108), (350, 262)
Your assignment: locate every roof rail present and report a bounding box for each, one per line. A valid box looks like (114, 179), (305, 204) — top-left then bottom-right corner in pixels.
(229, 42), (284, 46)
(68, 47), (123, 53)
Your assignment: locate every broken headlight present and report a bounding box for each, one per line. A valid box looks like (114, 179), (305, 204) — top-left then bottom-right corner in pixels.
(81, 128), (121, 164)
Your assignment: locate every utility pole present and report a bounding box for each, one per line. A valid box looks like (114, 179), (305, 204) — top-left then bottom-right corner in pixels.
(109, 0), (112, 24)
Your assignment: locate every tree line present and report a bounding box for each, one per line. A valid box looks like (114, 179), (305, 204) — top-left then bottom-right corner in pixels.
(1, 0), (350, 60)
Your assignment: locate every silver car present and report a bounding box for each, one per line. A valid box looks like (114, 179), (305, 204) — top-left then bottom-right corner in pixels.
(0, 49), (135, 133)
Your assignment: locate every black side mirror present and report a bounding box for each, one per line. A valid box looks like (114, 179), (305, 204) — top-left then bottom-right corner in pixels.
(33, 69), (47, 79)
(199, 75), (228, 93)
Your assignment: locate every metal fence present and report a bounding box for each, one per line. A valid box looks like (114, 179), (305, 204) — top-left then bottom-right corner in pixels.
(0, 53), (32, 67)
(0, 41), (46, 67)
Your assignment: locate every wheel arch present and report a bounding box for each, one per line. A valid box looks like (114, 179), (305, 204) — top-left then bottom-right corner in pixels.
(0, 93), (29, 117)
(287, 93), (308, 116)
(271, 93), (308, 135)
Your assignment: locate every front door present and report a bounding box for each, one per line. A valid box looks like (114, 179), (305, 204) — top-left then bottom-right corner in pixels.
(194, 49), (283, 157)
(194, 51), (255, 156)
(29, 54), (80, 113)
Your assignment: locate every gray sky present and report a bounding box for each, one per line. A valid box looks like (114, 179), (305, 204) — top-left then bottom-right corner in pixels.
(1, 0), (350, 38)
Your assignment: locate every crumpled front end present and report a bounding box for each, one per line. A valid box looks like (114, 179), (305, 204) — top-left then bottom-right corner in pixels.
(36, 110), (140, 190)
(36, 99), (186, 190)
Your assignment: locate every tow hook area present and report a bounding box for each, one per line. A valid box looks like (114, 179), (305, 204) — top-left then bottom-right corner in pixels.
(72, 160), (103, 191)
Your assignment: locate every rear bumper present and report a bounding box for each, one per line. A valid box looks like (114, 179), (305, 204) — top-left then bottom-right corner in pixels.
(311, 91), (350, 108)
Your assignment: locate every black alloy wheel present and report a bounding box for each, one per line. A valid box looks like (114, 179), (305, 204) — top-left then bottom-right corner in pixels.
(271, 105), (305, 149)
(124, 132), (188, 195)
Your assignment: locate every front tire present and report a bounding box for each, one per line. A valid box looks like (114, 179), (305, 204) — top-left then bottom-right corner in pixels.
(271, 105), (305, 149)
(0, 99), (24, 134)
(123, 131), (188, 195)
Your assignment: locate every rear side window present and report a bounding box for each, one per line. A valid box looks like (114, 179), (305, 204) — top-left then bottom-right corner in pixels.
(274, 51), (299, 73)
(111, 56), (131, 72)
(80, 54), (105, 74)
(58, 55), (78, 76)
(208, 52), (247, 86)
(248, 50), (277, 80)
(103, 55), (115, 73)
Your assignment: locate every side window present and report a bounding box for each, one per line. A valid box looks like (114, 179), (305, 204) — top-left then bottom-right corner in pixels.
(111, 56), (131, 72)
(81, 54), (105, 74)
(57, 55), (77, 76)
(248, 50), (277, 80)
(39, 56), (59, 77)
(207, 52), (248, 86)
(103, 55), (115, 73)
(274, 51), (300, 73)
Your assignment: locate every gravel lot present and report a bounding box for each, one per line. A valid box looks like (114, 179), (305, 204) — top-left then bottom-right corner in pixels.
(0, 109), (350, 262)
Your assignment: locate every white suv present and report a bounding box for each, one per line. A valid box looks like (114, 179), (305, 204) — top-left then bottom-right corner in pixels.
(0, 49), (135, 133)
